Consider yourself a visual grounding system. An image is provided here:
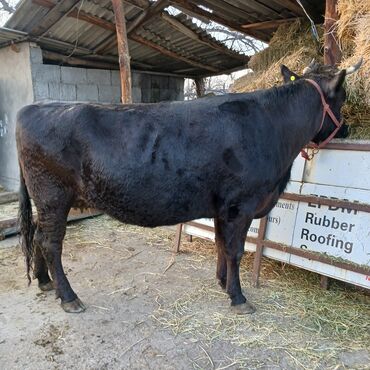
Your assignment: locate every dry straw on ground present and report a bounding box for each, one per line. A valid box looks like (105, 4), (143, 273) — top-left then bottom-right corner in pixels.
(152, 232), (370, 370)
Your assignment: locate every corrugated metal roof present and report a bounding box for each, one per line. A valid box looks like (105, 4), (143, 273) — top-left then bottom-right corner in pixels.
(0, 0), (324, 77)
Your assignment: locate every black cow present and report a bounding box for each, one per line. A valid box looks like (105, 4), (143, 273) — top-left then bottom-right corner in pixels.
(16, 61), (361, 314)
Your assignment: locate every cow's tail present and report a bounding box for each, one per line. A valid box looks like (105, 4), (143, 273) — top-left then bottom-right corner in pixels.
(18, 166), (35, 284)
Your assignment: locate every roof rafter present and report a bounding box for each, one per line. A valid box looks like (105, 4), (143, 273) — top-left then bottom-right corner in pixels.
(65, 8), (224, 73)
(168, 0), (270, 42)
(242, 17), (300, 30)
(126, 0), (170, 34)
(161, 13), (248, 62)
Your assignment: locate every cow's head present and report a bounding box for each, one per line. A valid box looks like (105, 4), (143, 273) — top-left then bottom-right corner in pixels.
(280, 59), (363, 144)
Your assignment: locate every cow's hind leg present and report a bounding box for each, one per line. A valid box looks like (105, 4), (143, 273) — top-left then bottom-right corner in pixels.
(33, 225), (53, 291)
(216, 213), (255, 314)
(36, 198), (85, 313)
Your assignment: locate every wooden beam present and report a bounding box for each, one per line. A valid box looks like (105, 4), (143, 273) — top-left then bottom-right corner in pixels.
(68, 8), (116, 31)
(32, 0), (55, 9)
(273, 0), (303, 15)
(126, 0), (170, 35)
(161, 13), (248, 62)
(42, 50), (118, 69)
(123, 0), (150, 10)
(169, 0), (269, 42)
(112, 0), (132, 103)
(30, 0), (80, 36)
(324, 0), (341, 66)
(242, 17), (300, 30)
(0, 192), (18, 205)
(130, 34), (220, 73)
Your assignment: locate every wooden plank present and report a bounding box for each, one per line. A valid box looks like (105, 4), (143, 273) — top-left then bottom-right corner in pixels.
(0, 209), (102, 238)
(42, 50), (117, 69)
(0, 192), (18, 205)
(112, 0), (132, 104)
(242, 17), (300, 30)
(123, 0), (150, 10)
(324, 0), (341, 66)
(127, 0), (170, 34)
(130, 34), (221, 73)
(169, 0), (270, 42)
(32, 0), (55, 9)
(67, 8), (116, 31)
(274, 0), (304, 15)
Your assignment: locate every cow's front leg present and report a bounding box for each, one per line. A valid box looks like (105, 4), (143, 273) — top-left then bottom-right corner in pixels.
(216, 213), (256, 314)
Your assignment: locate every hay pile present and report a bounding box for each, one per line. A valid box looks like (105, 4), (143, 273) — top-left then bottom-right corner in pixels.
(231, 20), (322, 93)
(231, 7), (370, 138)
(337, 0), (370, 137)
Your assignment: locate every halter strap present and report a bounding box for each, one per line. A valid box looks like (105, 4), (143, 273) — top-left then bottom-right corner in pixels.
(300, 79), (343, 160)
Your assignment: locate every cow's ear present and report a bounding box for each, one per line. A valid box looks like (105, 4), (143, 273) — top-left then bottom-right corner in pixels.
(326, 69), (346, 98)
(281, 65), (300, 83)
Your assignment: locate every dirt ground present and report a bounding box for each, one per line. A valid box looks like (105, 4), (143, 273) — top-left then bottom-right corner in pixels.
(0, 215), (369, 370)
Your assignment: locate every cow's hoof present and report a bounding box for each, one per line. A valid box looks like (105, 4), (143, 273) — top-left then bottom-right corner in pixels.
(231, 302), (256, 315)
(61, 298), (86, 313)
(39, 281), (54, 292)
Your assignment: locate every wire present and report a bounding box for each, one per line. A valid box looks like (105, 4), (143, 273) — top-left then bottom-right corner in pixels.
(66, 0), (86, 58)
(295, 0), (320, 42)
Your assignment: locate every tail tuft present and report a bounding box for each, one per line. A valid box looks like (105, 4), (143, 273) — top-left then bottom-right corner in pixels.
(18, 167), (35, 284)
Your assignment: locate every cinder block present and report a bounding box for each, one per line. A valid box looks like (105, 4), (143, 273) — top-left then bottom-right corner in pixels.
(160, 89), (172, 101)
(32, 64), (61, 83)
(111, 70), (120, 86)
(87, 69), (111, 85)
(131, 72), (142, 88)
(98, 85), (121, 103)
(29, 45), (43, 64)
(77, 84), (98, 102)
(61, 67), (87, 84)
(33, 81), (49, 101)
(132, 87), (142, 103)
(48, 82), (60, 100)
(60, 84), (76, 101)
(169, 77), (184, 91)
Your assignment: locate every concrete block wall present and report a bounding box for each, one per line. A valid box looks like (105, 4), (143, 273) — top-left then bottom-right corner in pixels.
(31, 46), (184, 104)
(30, 47), (121, 103)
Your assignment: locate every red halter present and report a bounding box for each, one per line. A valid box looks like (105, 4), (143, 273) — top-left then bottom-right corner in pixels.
(300, 79), (343, 160)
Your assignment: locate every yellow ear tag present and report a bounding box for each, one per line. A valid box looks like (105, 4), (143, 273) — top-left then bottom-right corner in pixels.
(290, 75), (296, 81)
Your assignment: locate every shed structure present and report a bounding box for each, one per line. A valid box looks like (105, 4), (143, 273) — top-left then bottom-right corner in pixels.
(0, 0), (326, 190)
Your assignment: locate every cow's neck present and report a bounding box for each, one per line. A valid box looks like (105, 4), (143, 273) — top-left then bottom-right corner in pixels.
(263, 81), (324, 159)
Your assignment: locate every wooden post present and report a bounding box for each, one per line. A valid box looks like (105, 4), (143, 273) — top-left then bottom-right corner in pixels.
(173, 224), (183, 253)
(323, 0), (341, 66)
(252, 217), (268, 288)
(195, 77), (206, 98)
(112, 0), (132, 103)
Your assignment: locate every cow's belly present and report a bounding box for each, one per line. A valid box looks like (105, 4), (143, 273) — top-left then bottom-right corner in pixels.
(81, 172), (215, 227)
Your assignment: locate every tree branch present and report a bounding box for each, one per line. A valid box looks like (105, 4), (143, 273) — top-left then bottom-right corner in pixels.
(0, 0), (16, 13)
